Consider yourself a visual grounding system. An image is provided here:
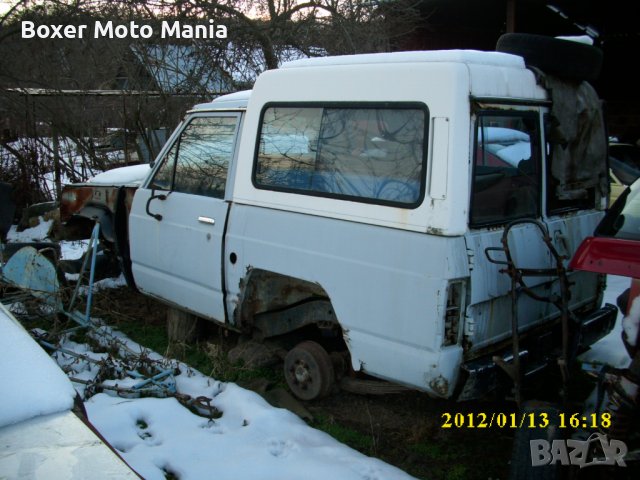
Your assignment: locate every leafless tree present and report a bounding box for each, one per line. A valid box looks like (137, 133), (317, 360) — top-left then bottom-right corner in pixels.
(0, 0), (422, 214)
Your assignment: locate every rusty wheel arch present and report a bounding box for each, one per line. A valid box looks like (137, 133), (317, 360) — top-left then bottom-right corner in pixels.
(234, 269), (342, 340)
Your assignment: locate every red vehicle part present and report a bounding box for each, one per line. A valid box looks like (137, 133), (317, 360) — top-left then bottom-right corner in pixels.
(569, 236), (640, 280)
(570, 181), (640, 449)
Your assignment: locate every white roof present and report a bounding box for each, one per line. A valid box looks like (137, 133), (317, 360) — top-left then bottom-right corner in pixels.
(192, 90), (251, 111)
(282, 50), (525, 70)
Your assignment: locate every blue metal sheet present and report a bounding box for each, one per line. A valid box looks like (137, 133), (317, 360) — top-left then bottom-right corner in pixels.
(1, 246), (62, 310)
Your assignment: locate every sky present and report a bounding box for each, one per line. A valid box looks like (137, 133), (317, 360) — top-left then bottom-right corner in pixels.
(0, 220), (633, 479)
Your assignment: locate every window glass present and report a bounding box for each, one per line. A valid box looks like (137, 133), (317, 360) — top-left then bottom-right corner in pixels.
(150, 143), (177, 191)
(545, 115), (596, 214)
(470, 114), (540, 226)
(149, 116), (237, 198)
(254, 105), (426, 206)
(596, 185), (640, 240)
(609, 144), (640, 186)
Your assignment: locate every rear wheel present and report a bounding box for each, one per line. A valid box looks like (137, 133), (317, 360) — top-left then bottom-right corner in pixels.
(284, 341), (335, 401)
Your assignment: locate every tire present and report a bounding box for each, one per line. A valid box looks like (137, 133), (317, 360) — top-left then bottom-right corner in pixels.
(284, 341), (334, 401)
(496, 33), (603, 83)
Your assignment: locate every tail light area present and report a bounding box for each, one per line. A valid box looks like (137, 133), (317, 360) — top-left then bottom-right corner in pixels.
(443, 279), (467, 347)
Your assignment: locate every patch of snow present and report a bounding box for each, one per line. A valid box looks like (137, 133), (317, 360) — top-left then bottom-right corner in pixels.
(59, 239), (90, 260)
(53, 337), (110, 398)
(77, 274), (128, 294)
(28, 320), (417, 479)
(0, 304), (76, 428)
(578, 275), (632, 368)
(88, 164), (151, 186)
(6, 302), (28, 316)
(86, 389), (413, 480)
(6, 218), (53, 242)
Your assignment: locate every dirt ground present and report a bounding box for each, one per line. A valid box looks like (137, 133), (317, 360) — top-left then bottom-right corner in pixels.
(309, 392), (518, 479)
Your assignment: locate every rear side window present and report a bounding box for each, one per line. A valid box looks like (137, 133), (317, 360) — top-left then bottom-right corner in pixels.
(253, 104), (428, 207)
(470, 113), (541, 226)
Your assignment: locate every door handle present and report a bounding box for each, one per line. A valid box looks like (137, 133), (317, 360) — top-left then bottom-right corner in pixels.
(198, 216), (215, 225)
(146, 192), (167, 221)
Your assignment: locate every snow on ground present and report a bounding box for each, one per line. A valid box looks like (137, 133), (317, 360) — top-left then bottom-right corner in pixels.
(5, 219), (54, 243)
(1, 136), (125, 194)
(87, 387), (409, 480)
(53, 322), (416, 480)
(578, 275), (632, 369)
(59, 239), (90, 260)
(86, 274), (128, 291)
(0, 313), (414, 480)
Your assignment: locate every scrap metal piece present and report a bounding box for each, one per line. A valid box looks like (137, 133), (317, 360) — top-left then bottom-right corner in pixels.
(1, 246), (62, 310)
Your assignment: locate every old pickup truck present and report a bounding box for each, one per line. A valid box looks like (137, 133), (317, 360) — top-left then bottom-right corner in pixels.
(60, 35), (617, 401)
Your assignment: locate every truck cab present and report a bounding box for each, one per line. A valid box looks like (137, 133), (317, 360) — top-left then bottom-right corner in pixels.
(123, 47), (616, 400)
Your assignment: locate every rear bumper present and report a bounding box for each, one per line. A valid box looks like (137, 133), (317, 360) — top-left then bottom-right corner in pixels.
(578, 303), (619, 348)
(456, 303), (618, 401)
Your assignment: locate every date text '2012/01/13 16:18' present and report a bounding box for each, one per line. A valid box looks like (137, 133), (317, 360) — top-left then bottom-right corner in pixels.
(441, 412), (613, 429)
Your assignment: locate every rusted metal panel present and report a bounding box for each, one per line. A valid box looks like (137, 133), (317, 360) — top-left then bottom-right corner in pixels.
(60, 185), (138, 224)
(235, 269), (328, 330)
(59, 186), (94, 222)
(253, 299), (338, 339)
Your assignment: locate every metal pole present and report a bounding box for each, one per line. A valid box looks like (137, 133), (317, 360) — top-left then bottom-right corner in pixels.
(84, 223), (100, 323)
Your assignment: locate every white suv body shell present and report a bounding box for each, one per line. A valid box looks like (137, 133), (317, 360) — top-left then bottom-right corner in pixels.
(129, 51), (612, 398)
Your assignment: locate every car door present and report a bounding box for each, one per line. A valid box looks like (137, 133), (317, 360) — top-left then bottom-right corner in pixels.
(129, 112), (241, 323)
(464, 106), (604, 354)
(465, 108), (556, 352)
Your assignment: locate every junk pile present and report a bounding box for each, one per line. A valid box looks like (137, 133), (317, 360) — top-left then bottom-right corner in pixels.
(1, 220), (221, 420)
